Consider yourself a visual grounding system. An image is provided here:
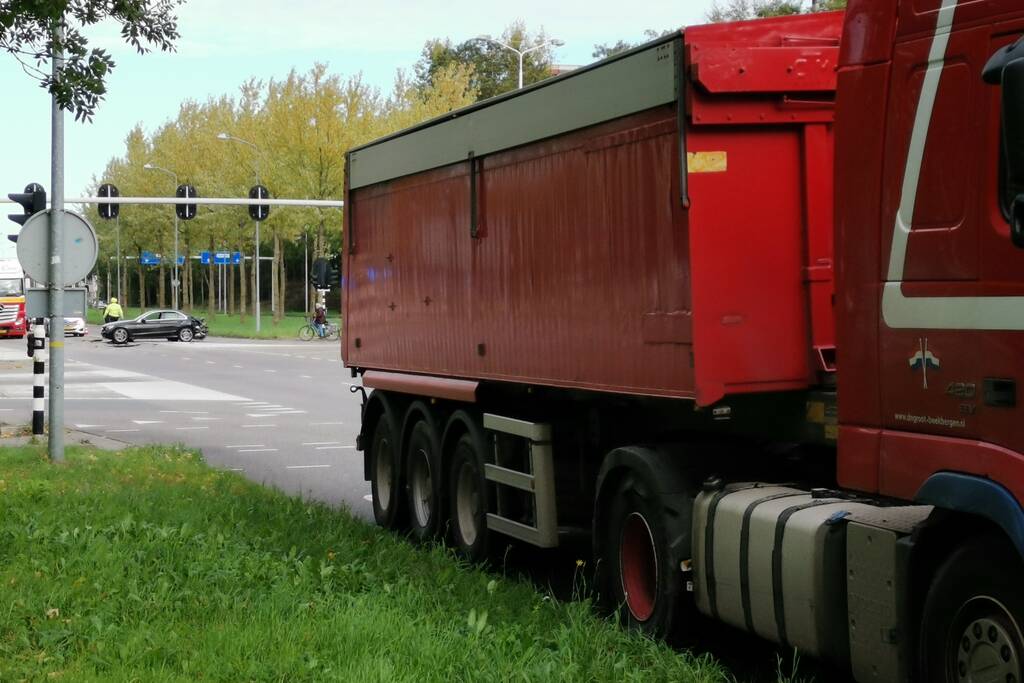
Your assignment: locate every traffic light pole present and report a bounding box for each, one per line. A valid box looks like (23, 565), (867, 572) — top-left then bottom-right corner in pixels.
(48, 27), (65, 463)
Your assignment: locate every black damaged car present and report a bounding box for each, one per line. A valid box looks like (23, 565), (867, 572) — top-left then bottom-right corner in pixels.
(101, 309), (207, 344)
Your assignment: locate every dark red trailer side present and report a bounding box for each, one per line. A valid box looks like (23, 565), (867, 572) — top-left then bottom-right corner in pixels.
(343, 12), (842, 407)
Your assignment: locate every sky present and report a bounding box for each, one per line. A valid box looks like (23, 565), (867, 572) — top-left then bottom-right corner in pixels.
(0, 0), (717, 202)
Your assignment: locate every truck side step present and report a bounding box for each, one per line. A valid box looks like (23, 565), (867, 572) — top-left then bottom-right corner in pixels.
(482, 413), (558, 548)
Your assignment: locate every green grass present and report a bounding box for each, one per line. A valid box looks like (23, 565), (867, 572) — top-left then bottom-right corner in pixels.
(0, 445), (730, 681)
(86, 308), (335, 340)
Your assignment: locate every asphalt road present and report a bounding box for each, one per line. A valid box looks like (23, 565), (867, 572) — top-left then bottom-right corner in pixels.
(0, 325), (371, 520)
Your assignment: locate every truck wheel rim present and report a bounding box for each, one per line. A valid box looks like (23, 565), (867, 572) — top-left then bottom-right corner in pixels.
(456, 461), (479, 546)
(375, 437), (393, 511)
(620, 511), (657, 622)
(952, 597), (1022, 682)
(410, 447), (433, 528)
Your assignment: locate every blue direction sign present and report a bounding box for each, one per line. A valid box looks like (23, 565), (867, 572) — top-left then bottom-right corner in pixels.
(201, 251), (242, 265)
(140, 251), (160, 266)
(176, 255), (185, 266)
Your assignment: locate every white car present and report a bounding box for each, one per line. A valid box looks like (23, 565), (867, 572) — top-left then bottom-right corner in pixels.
(62, 317), (87, 336)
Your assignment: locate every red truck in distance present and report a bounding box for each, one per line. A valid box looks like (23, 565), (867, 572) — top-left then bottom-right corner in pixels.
(341, 1), (1024, 680)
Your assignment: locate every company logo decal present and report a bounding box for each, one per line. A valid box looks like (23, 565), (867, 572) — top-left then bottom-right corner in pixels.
(908, 338), (940, 389)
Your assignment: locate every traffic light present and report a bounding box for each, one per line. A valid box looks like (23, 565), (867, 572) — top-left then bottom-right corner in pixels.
(8, 183), (46, 227)
(175, 184), (197, 220)
(310, 257), (329, 288)
(249, 184), (270, 221)
(310, 255), (341, 289)
(98, 183), (119, 219)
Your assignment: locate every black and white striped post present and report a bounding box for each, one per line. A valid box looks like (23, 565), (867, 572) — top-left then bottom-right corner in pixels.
(31, 319), (45, 436)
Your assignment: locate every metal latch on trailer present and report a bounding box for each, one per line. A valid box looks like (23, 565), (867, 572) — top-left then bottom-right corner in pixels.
(482, 414), (559, 548)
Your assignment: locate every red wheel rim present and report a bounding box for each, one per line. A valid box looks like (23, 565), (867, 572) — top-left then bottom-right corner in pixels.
(619, 511), (658, 622)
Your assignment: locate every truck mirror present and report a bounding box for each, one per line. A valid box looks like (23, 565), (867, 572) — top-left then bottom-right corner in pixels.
(986, 35), (1024, 248)
(1003, 56), (1024, 247)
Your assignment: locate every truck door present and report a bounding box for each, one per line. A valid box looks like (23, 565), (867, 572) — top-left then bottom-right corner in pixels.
(878, 2), (1024, 469)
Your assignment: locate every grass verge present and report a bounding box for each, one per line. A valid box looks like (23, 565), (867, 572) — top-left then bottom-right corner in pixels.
(86, 308), (337, 341)
(0, 445), (729, 681)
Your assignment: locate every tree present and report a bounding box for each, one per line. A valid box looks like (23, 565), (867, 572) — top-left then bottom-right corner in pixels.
(592, 30), (675, 61)
(706, 0), (845, 22)
(0, 0), (184, 121)
(415, 21), (556, 101)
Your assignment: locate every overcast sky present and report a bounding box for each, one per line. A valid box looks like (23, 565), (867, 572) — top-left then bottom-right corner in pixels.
(0, 0), (718, 202)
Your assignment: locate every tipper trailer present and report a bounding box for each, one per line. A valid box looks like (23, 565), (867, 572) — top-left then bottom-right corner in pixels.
(341, 1), (1024, 680)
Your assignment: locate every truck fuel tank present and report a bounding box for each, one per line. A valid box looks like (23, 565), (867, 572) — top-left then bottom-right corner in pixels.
(692, 483), (880, 664)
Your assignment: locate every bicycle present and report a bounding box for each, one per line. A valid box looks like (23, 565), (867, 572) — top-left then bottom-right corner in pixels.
(298, 319), (339, 341)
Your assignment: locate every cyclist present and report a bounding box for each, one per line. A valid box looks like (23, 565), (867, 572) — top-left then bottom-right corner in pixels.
(312, 304), (327, 338)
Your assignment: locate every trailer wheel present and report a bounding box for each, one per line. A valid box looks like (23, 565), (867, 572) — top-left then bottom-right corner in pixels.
(919, 537), (1024, 683)
(369, 409), (405, 530)
(405, 419), (442, 542)
(448, 433), (489, 562)
(605, 474), (683, 640)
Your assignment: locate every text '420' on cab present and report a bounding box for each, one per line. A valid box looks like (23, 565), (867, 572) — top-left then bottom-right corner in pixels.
(339, 1), (1024, 682)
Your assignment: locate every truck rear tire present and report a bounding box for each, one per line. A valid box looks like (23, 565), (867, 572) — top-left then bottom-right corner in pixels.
(448, 432), (489, 562)
(919, 537), (1024, 683)
(370, 409), (405, 530)
(405, 418), (442, 542)
(605, 473), (685, 640)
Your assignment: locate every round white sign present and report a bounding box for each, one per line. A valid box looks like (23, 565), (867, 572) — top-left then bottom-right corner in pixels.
(16, 210), (99, 286)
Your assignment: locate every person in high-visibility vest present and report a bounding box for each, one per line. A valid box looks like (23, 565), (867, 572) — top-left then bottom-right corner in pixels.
(103, 298), (123, 324)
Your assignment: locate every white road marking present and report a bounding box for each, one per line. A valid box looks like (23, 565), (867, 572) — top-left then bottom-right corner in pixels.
(264, 369), (277, 373)
(227, 468), (244, 472)
(239, 448), (277, 453)
(191, 417), (221, 421)
(245, 413), (278, 418)
(226, 444), (264, 448)
(182, 411), (209, 414)
(233, 365), (243, 369)
(75, 423), (105, 428)
(242, 424), (276, 428)
(132, 420), (163, 425)
(300, 375), (312, 379)
(316, 446), (355, 450)
(183, 357), (192, 361)
(106, 429), (140, 433)
(363, 494), (373, 502)
(205, 361), (216, 365)
(264, 410), (305, 415)
(302, 441), (340, 446)
(286, 464), (330, 469)
(176, 426), (208, 431)
(97, 381), (248, 402)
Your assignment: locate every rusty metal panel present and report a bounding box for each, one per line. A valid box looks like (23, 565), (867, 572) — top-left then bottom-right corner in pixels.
(345, 108), (698, 399)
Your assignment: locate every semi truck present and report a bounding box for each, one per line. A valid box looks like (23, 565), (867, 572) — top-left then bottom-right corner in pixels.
(0, 238), (30, 339)
(341, 1), (1024, 680)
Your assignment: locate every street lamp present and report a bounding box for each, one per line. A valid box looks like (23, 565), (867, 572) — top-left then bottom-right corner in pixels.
(143, 162), (180, 310)
(475, 35), (565, 89)
(217, 132), (263, 332)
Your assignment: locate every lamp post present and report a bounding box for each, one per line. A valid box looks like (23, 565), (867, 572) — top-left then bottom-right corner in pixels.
(475, 35), (564, 89)
(143, 162), (180, 309)
(217, 132), (262, 332)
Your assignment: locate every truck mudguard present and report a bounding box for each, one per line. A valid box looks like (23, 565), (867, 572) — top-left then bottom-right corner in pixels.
(916, 472), (1024, 560)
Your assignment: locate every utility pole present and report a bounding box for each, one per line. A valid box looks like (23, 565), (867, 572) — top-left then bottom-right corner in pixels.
(48, 25), (65, 462)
